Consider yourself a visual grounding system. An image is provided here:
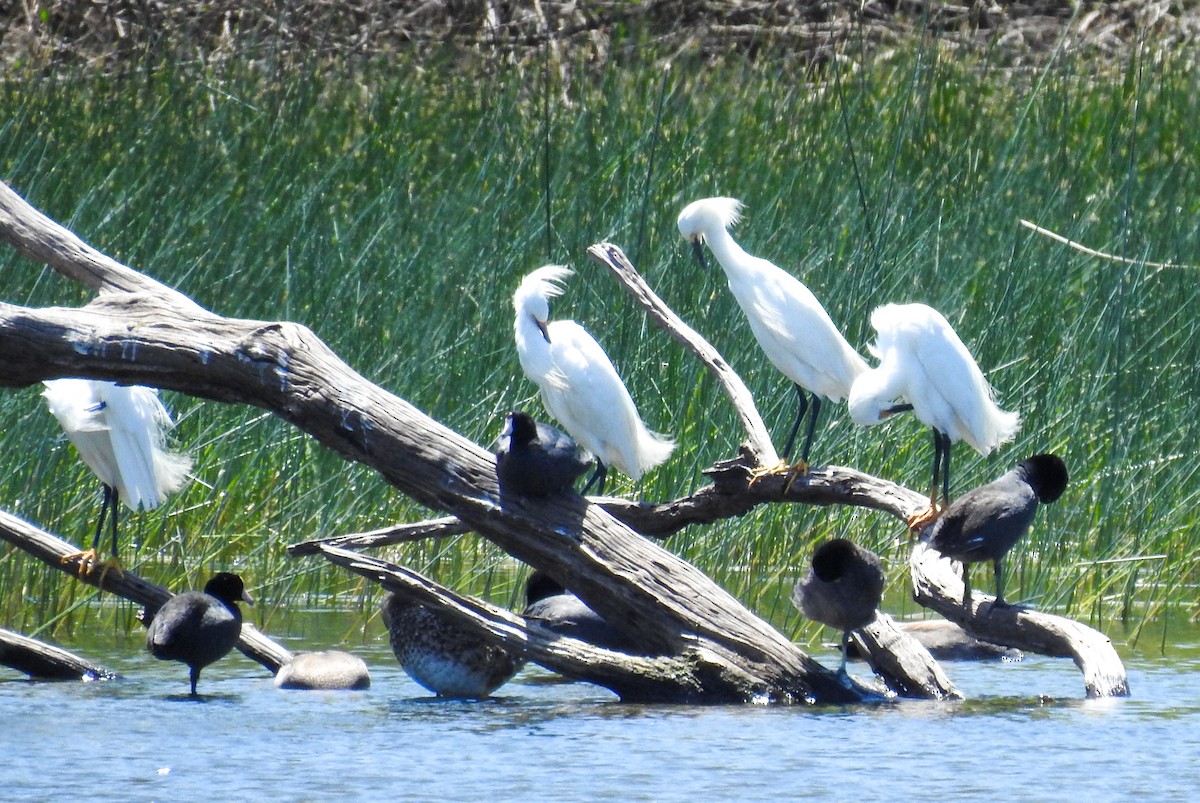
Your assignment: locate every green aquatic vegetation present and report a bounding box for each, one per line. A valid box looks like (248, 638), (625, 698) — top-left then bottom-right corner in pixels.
(0, 39), (1197, 646)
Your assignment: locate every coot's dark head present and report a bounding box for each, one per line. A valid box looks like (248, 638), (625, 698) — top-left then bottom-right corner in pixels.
(1019, 453), (1069, 504)
(504, 411), (540, 446)
(205, 572), (253, 607)
(810, 538), (868, 583)
(525, 570), (568, 606)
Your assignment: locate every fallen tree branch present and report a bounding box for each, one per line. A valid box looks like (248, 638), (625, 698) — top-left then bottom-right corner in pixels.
(317, 544), (791, 703)
(0, 626), (114, 681)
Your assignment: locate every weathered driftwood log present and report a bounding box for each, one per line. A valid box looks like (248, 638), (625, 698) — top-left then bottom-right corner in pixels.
(0, 626), (114, 681)
(910, 541), (1129, 697)
(0, 179), (1127, 700)
(854, 613), (960, 699)
(0, 509), (292, 673)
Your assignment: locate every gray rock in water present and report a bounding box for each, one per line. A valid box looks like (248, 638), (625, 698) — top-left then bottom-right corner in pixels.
(275, 650), (371, 690)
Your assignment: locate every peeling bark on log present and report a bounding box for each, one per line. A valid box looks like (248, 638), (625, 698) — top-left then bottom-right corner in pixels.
(0, 626), (114, 681)
(0, 179), (1128, 701)
(0, 509), (292, 673)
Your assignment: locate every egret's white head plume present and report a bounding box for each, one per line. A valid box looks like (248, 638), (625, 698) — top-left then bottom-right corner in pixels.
(514, 264), (574, 321)
(676, 197), (744, 242)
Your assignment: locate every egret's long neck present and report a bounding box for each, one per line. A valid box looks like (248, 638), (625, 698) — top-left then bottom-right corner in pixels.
(514, 308), (553, 382)
(705, 227), (754, 279)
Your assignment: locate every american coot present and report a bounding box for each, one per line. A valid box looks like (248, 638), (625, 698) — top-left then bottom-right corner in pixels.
(513, 265), (675, 494)
(677, 197), (868, 475)
(43, 378), (192, 572)
(848, 303), (1020, 528)
(522, 571), (640, 654)
(494, 411), (593, 497)
(146, 572), (251, 695)
(382, 592), (523, 698)
(927, 453), (1068, 607)
(792, 538), (885, 674)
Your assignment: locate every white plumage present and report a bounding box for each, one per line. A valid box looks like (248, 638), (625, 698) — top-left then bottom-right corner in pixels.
(512, 265), (674, 492)
(677, 197), (867, 468)
(848, 303), (1020, 518)
(43, 378), (192, 560)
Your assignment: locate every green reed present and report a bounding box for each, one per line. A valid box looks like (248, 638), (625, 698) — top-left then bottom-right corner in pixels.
(1, 36), (1197, 646)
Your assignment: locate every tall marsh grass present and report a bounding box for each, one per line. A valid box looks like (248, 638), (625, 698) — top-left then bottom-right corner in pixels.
(1, 38), (1197, 646)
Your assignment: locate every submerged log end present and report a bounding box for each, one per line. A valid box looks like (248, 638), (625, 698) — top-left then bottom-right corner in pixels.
(0, 627), (115, 681)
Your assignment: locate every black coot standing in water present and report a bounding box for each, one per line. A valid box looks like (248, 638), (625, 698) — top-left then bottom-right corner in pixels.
(926, 453), (1069, 608)
(146, 572), (252, 695)
(792, 538), (885, 675)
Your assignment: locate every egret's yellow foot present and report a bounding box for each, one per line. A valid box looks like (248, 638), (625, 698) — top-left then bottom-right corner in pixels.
(59, 550), (124, 581)
(60, 548), (99, 577)
(748, 459), (811, 492)
(93, 556), (125, 585)
(906, 503), (942, 533)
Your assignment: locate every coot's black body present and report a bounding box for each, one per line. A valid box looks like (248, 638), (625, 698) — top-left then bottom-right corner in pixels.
(522, 571), (640, 654)
(792, 538), (885, 672)
(495, 411), (593, 497)
(146, 572), (252, 695)
(927, 453), (1068, 606)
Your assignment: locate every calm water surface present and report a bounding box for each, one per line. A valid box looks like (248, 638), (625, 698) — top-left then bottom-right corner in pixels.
(4, 616), (1198, 802)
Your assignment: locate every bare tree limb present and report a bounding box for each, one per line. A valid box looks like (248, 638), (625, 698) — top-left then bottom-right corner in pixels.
(0, 626), (114, 681)
(588, 242), (778, 464)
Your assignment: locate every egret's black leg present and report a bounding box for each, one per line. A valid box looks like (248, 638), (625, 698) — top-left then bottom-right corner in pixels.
(108, 487), (120, 561)
(798, 395), (822, 468)
(928, 428), (944, 508)
(582, 461), (608, 496)
(780, 384), (810, 462)
(938, 429), (953, 508)
(92, 484), (115, 553)
(189, 667), (200, 696)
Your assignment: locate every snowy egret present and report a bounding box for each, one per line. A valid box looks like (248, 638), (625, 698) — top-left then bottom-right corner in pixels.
(791, 538), (885, 676)
(927, 453), (1068, 608)
(523, 571), (641, 654)
(43, 378), (192, 571)
(382, 592), (523, 698)
(494, 411), (593, 497)
(512, 265), (674, 494)
(145, 572), (252, 696)
(848, 302), (1020, 527)
(677, 197), (867, 478)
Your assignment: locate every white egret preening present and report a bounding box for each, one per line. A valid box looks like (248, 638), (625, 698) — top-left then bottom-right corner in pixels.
(927, 453), (1068, 608)
(512, 265), (675, 494)
(848, 302), (1021, 527)
(677, 197), (867, 476)
(43, 378), (193, 570)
